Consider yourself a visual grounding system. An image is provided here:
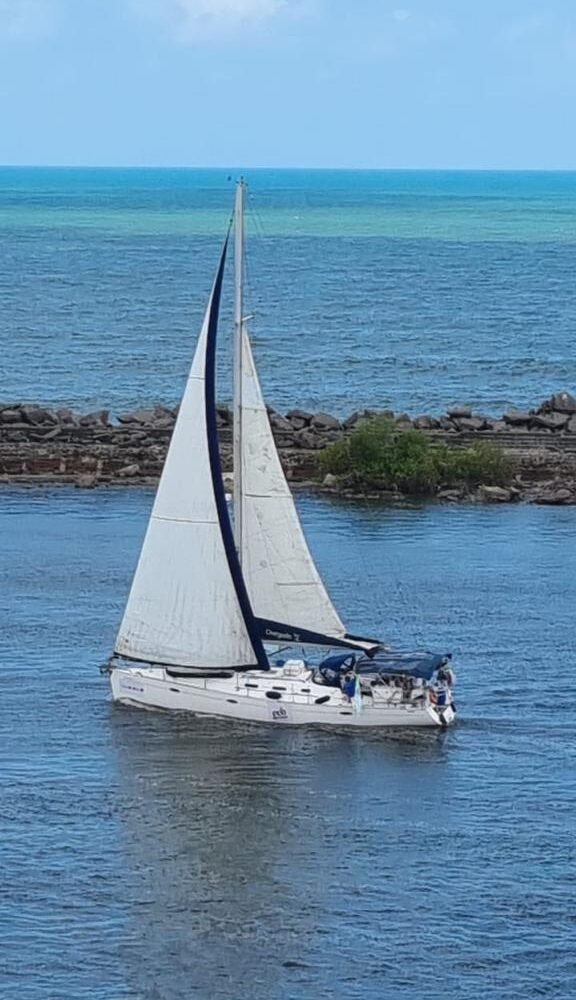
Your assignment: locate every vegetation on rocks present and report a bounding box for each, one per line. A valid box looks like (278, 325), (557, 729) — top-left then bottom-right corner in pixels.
(319, 416), (511, 495)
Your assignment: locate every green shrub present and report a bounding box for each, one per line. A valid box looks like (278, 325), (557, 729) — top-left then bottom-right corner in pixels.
(319, 416), (511, 494)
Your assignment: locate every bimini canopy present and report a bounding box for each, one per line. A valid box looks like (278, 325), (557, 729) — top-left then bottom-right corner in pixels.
(357, 651), (450, 680)
(320, 650), (449, 681)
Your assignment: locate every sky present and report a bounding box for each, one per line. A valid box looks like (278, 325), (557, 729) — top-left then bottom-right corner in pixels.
(0, 0), (575, 168)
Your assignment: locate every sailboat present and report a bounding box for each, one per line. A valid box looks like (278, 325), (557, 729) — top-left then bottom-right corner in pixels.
(107, 182), (456, 728)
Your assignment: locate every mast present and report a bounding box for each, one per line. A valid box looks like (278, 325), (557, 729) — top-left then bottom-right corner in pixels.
(233, 179), (245, 562)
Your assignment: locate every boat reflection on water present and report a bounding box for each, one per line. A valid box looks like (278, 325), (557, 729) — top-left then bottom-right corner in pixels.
(108, 705), (454, 997)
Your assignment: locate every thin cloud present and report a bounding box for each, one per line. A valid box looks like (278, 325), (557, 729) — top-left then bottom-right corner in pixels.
(502, 13), (548, 41)
(0, 0), (55, 39)
(131, 0), (299, 41)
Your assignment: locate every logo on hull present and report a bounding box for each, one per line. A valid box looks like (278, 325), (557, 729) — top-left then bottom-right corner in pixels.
(271, 707), (289, 722)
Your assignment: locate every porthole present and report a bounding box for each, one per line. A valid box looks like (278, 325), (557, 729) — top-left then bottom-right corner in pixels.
(265, 691), (282, 700)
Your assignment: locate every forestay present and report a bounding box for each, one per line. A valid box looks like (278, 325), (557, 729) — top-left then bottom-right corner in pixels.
(115, 254), (261, 671)
(238, 325), (348, 641)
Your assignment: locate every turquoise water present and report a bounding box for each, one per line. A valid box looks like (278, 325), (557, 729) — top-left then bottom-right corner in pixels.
(1, 168), (576, 416)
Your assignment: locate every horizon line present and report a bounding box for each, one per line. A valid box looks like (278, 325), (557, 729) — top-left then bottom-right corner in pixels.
(2, 164), (576, 174)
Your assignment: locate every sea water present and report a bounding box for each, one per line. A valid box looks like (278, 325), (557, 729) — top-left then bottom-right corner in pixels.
(1, 167), (576, 416)
(2, 170), (576, 999)
(2, 488), (576, 999)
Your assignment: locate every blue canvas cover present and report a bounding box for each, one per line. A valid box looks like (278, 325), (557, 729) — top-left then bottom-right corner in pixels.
(319, 650), (449, 682)
(356, 651), (448, 680)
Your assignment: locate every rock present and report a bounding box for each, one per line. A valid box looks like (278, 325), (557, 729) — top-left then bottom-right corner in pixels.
(287, 415), (307, 431)
(447, 405), (472, 419)
(489, 420), (508, 433)
(322, 473), (339, 488)
(413, 415), (439, 430)
(273, 435), (297, 450)
(151, 417), (175, 430)
(286, 409), (313, 430)
(546, 391), (576, 414)
(343, 412), (361, 430)
(20, 405), (57, 425)
(311, 412), (341, 431)
(216, 405), (231, 425)
(478, 485), (513, 503)
(294, 428), (323, 450)
(75, 474), (97, 488)
(566, 415), (576, 434)
(55, 407), (79, 425)
(437, 488), (465, 501)
(117, 408), (157, 425)
(269, 411), (294, 434)
(438, 417), (457, 431)
(394, 413), (413, 428)
(117, 463), (140, 478)
(320, 430), (343, 444)
(503, 409), (531, 426)
(533, 488), (573, 505)
(531, 412), (569, 431)
(0, 409), (22, 424)
(453, 416), (486, 432)
(79, 410), (110, 428)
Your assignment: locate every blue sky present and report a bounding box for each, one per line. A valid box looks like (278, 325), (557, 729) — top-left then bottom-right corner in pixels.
(0, 0), (575, 168)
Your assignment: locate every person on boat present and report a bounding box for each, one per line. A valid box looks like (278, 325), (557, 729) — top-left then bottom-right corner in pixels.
(341, 670), (357, 702)
(437, 664), (455, 686)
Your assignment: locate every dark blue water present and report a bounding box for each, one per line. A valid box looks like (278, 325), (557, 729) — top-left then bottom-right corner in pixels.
(2, 487), (576, 999)
(1, 168), (576, 416)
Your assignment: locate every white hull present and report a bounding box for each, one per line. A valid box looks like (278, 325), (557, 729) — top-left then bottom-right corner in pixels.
(109, 664), (455, 729)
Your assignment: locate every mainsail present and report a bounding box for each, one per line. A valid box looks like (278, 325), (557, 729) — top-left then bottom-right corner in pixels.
(115, 243), (266, 671)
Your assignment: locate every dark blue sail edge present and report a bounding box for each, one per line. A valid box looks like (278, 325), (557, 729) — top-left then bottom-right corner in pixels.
(204, 236), (270, 671)
(255, 617), (381, 654)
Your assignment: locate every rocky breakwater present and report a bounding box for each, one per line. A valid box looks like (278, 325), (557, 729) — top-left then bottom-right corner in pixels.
(0, 403), (344, 488)
(2, 392), (576, 504)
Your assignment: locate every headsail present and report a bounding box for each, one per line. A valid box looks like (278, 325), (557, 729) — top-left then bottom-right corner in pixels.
(238, 324), (379, 654)
(115, 242), (266, 671)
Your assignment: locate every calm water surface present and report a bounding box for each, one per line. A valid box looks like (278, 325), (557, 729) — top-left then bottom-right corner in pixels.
(2, 488), (576, 999)
(1, 168), (576, 416)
